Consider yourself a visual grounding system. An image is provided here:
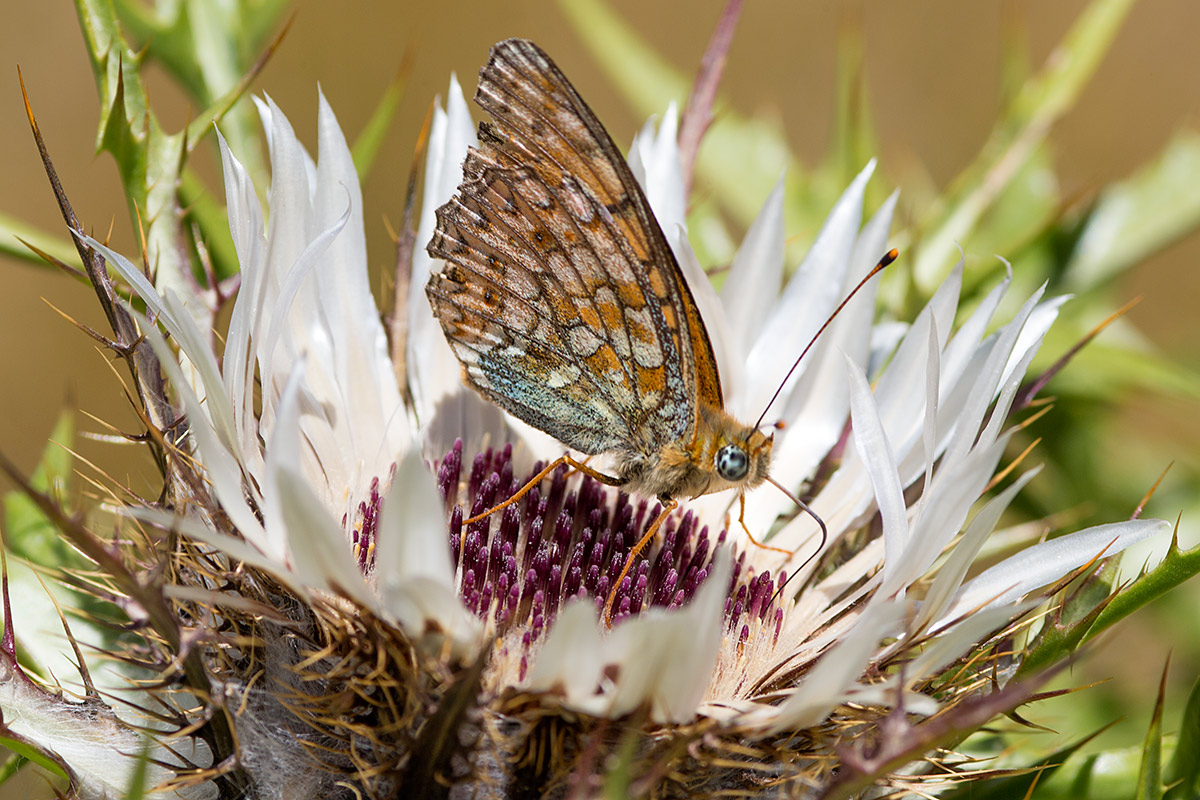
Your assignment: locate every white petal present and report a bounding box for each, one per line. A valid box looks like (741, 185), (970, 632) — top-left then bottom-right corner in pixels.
(750, 598), (904, 733)
(608, 549), (731, 722)
(409, 76), (478, 432)
(72, 235), (242, 455)
(747, 190), (899, 533)
(375, 451), (482, 652)
(526, 600), (605, 700)
(309, 93), (410, 463)
(721, 175), (785, 360)
(527, 551), (730, 723)
(936, 518), (1171, 629)
(914, 467), (1042, 632)
(908, 603), (1029, 683)
(628, 103), (686, 245)
(217, 131), (268, 471)
(263, 365), (373, 605)
(745, 160), (875, 417)
(134, 320), (270, 554)
(846, 355), (909, 589)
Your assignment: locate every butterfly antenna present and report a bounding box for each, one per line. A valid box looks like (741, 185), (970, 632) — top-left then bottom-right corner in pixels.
(753, 248), (898, 430)
(764, 475), (827, 605)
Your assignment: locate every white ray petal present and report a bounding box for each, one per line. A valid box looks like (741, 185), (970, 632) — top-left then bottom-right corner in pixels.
(376, 451), (482, 653)
(409, 75), (478, 432)
(721, 175), (785, 362)
(752, 599), (904, 733)
(629, 103), (686, 247)
(847, 356), (910, 590)
(935, 519), (1171, 630)
(745, 161), (875, 418)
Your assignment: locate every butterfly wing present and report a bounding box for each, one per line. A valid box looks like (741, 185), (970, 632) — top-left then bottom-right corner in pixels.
(426, 38), (723, 457)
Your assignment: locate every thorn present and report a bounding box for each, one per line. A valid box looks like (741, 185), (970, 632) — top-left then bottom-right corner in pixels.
(1014, 296), (1142, 412)
(1132, 462), (1173, 521)
(984, 437), (1041, 492)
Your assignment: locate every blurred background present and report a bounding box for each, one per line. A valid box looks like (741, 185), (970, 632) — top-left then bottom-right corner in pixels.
(0, 0), (1197, 780)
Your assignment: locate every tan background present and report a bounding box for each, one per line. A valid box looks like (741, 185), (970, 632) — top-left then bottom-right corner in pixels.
(3, 1), (1197, 475)
(0, 0), (1196, 770)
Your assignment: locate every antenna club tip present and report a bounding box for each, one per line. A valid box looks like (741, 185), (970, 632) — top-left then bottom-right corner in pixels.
(882, 248), (899, 267)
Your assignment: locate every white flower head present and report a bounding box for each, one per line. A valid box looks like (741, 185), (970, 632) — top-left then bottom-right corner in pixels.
(7, 76), (1168, 797)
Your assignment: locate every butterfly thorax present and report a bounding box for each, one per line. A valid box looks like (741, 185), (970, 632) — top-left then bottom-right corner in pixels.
(616, 401), (773, 501)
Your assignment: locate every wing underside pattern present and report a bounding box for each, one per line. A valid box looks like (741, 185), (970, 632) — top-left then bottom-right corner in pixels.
(427, 39), (724, 456)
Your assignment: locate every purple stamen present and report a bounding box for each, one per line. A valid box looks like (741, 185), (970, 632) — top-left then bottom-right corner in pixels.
(436, 443), (791, 650)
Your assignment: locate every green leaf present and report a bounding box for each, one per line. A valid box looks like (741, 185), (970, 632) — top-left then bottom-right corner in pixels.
(602, 726), (639, 800)
(115, 0), (287, 189)
(912, 0), (1136, 291)
(1136, 666), (1167, 800)
(122, 741), (151, 800)
(827, 23), (879, 195)
(1015, 581), (1112, 681)
(74, 0), (225, 340)
(0, 213), (84, 272)
(1016, 534), (1200, 681)
(943, 727), (1108, 800)
(1034, 317), (1200, 401)
(352, 59), (412, 183)
(0, 750), (28, 784)
(1032, 744), (1149, 799)
(0, 738), (67, 780)
(1090, 537), (1200, 638)
(3, 411), (75, 566)
(178, 168), (239, 280)
(1064, 132), (1200, 291)
(1164, 677), (1200, 800)
(971, 145), (1061, 273)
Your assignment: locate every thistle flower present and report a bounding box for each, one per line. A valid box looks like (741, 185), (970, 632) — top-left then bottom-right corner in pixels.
(0, 63), (1175, 797)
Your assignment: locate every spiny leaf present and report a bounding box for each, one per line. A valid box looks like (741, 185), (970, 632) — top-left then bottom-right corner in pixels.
(1090, 532), (1200, 637)
(940, 723), (1112, 799)
(1014, 574), (1116, 681)
(1135, 662), (1168, 800)
(1164, 677), (1200, 800)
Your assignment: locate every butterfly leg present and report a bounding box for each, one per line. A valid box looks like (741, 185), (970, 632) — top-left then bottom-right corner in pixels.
(603, 497), (678, 625)
(736, 493), (793, 555)
(463, 453), (622, 526)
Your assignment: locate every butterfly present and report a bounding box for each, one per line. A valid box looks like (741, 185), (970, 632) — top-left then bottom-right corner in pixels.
(425, 38), (891, 619)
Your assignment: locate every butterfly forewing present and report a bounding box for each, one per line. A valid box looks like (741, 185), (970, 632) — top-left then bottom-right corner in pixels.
(427, 39), (725, 458)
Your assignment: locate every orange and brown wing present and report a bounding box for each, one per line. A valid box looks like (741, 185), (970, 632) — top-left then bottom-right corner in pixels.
(426, 38), (722, 456)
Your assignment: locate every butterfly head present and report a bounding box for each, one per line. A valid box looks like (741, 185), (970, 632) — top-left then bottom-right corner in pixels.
(690, 403), (774, 498)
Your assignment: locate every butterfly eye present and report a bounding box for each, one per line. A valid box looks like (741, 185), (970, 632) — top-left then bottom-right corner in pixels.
(716, 444), (750, 482)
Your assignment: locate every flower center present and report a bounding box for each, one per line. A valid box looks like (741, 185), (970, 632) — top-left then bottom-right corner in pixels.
(437, 441), (788, 659)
